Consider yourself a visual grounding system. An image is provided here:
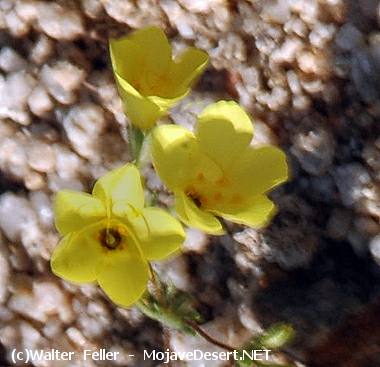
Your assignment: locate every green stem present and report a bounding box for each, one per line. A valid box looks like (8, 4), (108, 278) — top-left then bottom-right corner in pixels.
(183, 319), (236, 352)
(128, 124), (145, 164)
(136, 268), (237, 352)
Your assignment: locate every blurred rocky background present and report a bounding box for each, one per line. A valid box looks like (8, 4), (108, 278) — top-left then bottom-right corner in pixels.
(0, 0), (380, 366)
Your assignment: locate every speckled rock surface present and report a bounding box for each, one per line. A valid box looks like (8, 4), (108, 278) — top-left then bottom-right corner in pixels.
(0, 0), (380, 366)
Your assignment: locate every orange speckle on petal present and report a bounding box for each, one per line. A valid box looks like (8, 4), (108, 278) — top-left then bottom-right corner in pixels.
(196, 172), (205, 182)
(231, 194), (244, 205)
(214, 192), (223, 201)
(215, 176), (229, 187)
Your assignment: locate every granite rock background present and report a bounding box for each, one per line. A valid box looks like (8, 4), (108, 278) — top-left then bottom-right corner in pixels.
(0, 0), (380, 366)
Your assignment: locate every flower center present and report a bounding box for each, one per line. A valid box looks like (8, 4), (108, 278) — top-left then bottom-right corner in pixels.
(100, 228), (122, 250)
(186, 186), (204, 208)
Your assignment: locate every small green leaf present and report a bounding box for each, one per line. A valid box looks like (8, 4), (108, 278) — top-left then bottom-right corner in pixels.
(259, 324), (295, 349)
(128, 124), (145, 163)
(136, 284), (202, 335)
(234, 323), (295, 367)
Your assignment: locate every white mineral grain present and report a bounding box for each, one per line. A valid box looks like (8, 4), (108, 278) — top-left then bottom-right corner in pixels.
(297, 51), (330, 76)
(33, 281), (74, 323)
(66, 327), (94, 349)
(19, 321), (45, 350)
(8, 289), (47, 323)
(54, 145), (84, 180)
(261, 0), (291, 24)
(14, 0), (38, 23)
(0, 47), (27, 72)
(309, 22), (336, 48)
(238, 303), (264, 334)
(36, 3), (84, 40)
(210, 33), (246, 66)
(256, 86), (289, 111)
(4, 9), (29, 37)
(183, 228), (209, 253)
(78, 313), (108, 339)
(300, 77), (324, 94)
(24, 171), (45, 191)
(87, 73), (127, 125)
(0, 138), (26, 180)
(0, 325), (18, 351)
(29, 192), (53, 229)
(287, 70), (302, 94)
(0, 193), (37, 242)
(102, 0), (163, 28)
(155, 256), (191, 292)
(252, 120), (278, 145)
(8, 243), (31, 272)
(100, 0), (135, 23)
(0, 71), (35, 124)
(41, 62), (85, 105)
(0, 0), (13, 11)
(47, 173), (84, 192)
(233, 229), (263, 273)
(291, 117), (335, 175)
(26, 141), (56, 173)
(81, 0), (104, 18)
(284, 16), (308, 37)
(42, 319), (63, 339)
(292, 94), (311, 110)
(27, 85), (53, 117)
(291, 0), (319, 25)
(270, 37), (303, 65)
(30, 34), (54, 65)
(62, 103), (106, 162)
(20, 219), (50, 260)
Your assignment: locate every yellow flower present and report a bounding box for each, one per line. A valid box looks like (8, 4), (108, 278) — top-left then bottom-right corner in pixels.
(110, 26), (209, 130)
(151, 101), (289, 235)
(51, 164), (185, 307)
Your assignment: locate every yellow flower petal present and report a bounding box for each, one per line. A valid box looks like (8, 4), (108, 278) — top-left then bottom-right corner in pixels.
(93, 164), (144, 211)
(231, 146), (288, 197)
(96, 239), (149, 307)
(175, 192), (224, 235)
(109, 38), (144, 83)
(196, 101), (253, 169)
(151, 124), (223, 190)
(110, 27), (173, 129)
(110, 27), (209, 129)
(151, 125), (199, 189)
(114, 74), (163, 130)
(130, 207), (185, 260)
(128, 26), (172, 76)
(54, 191), (106, 235)
(170, 47), (209, 96)
(110, 27), (171, 85)
(211, 195), (276, 228)
(51, 229), (102, 283)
